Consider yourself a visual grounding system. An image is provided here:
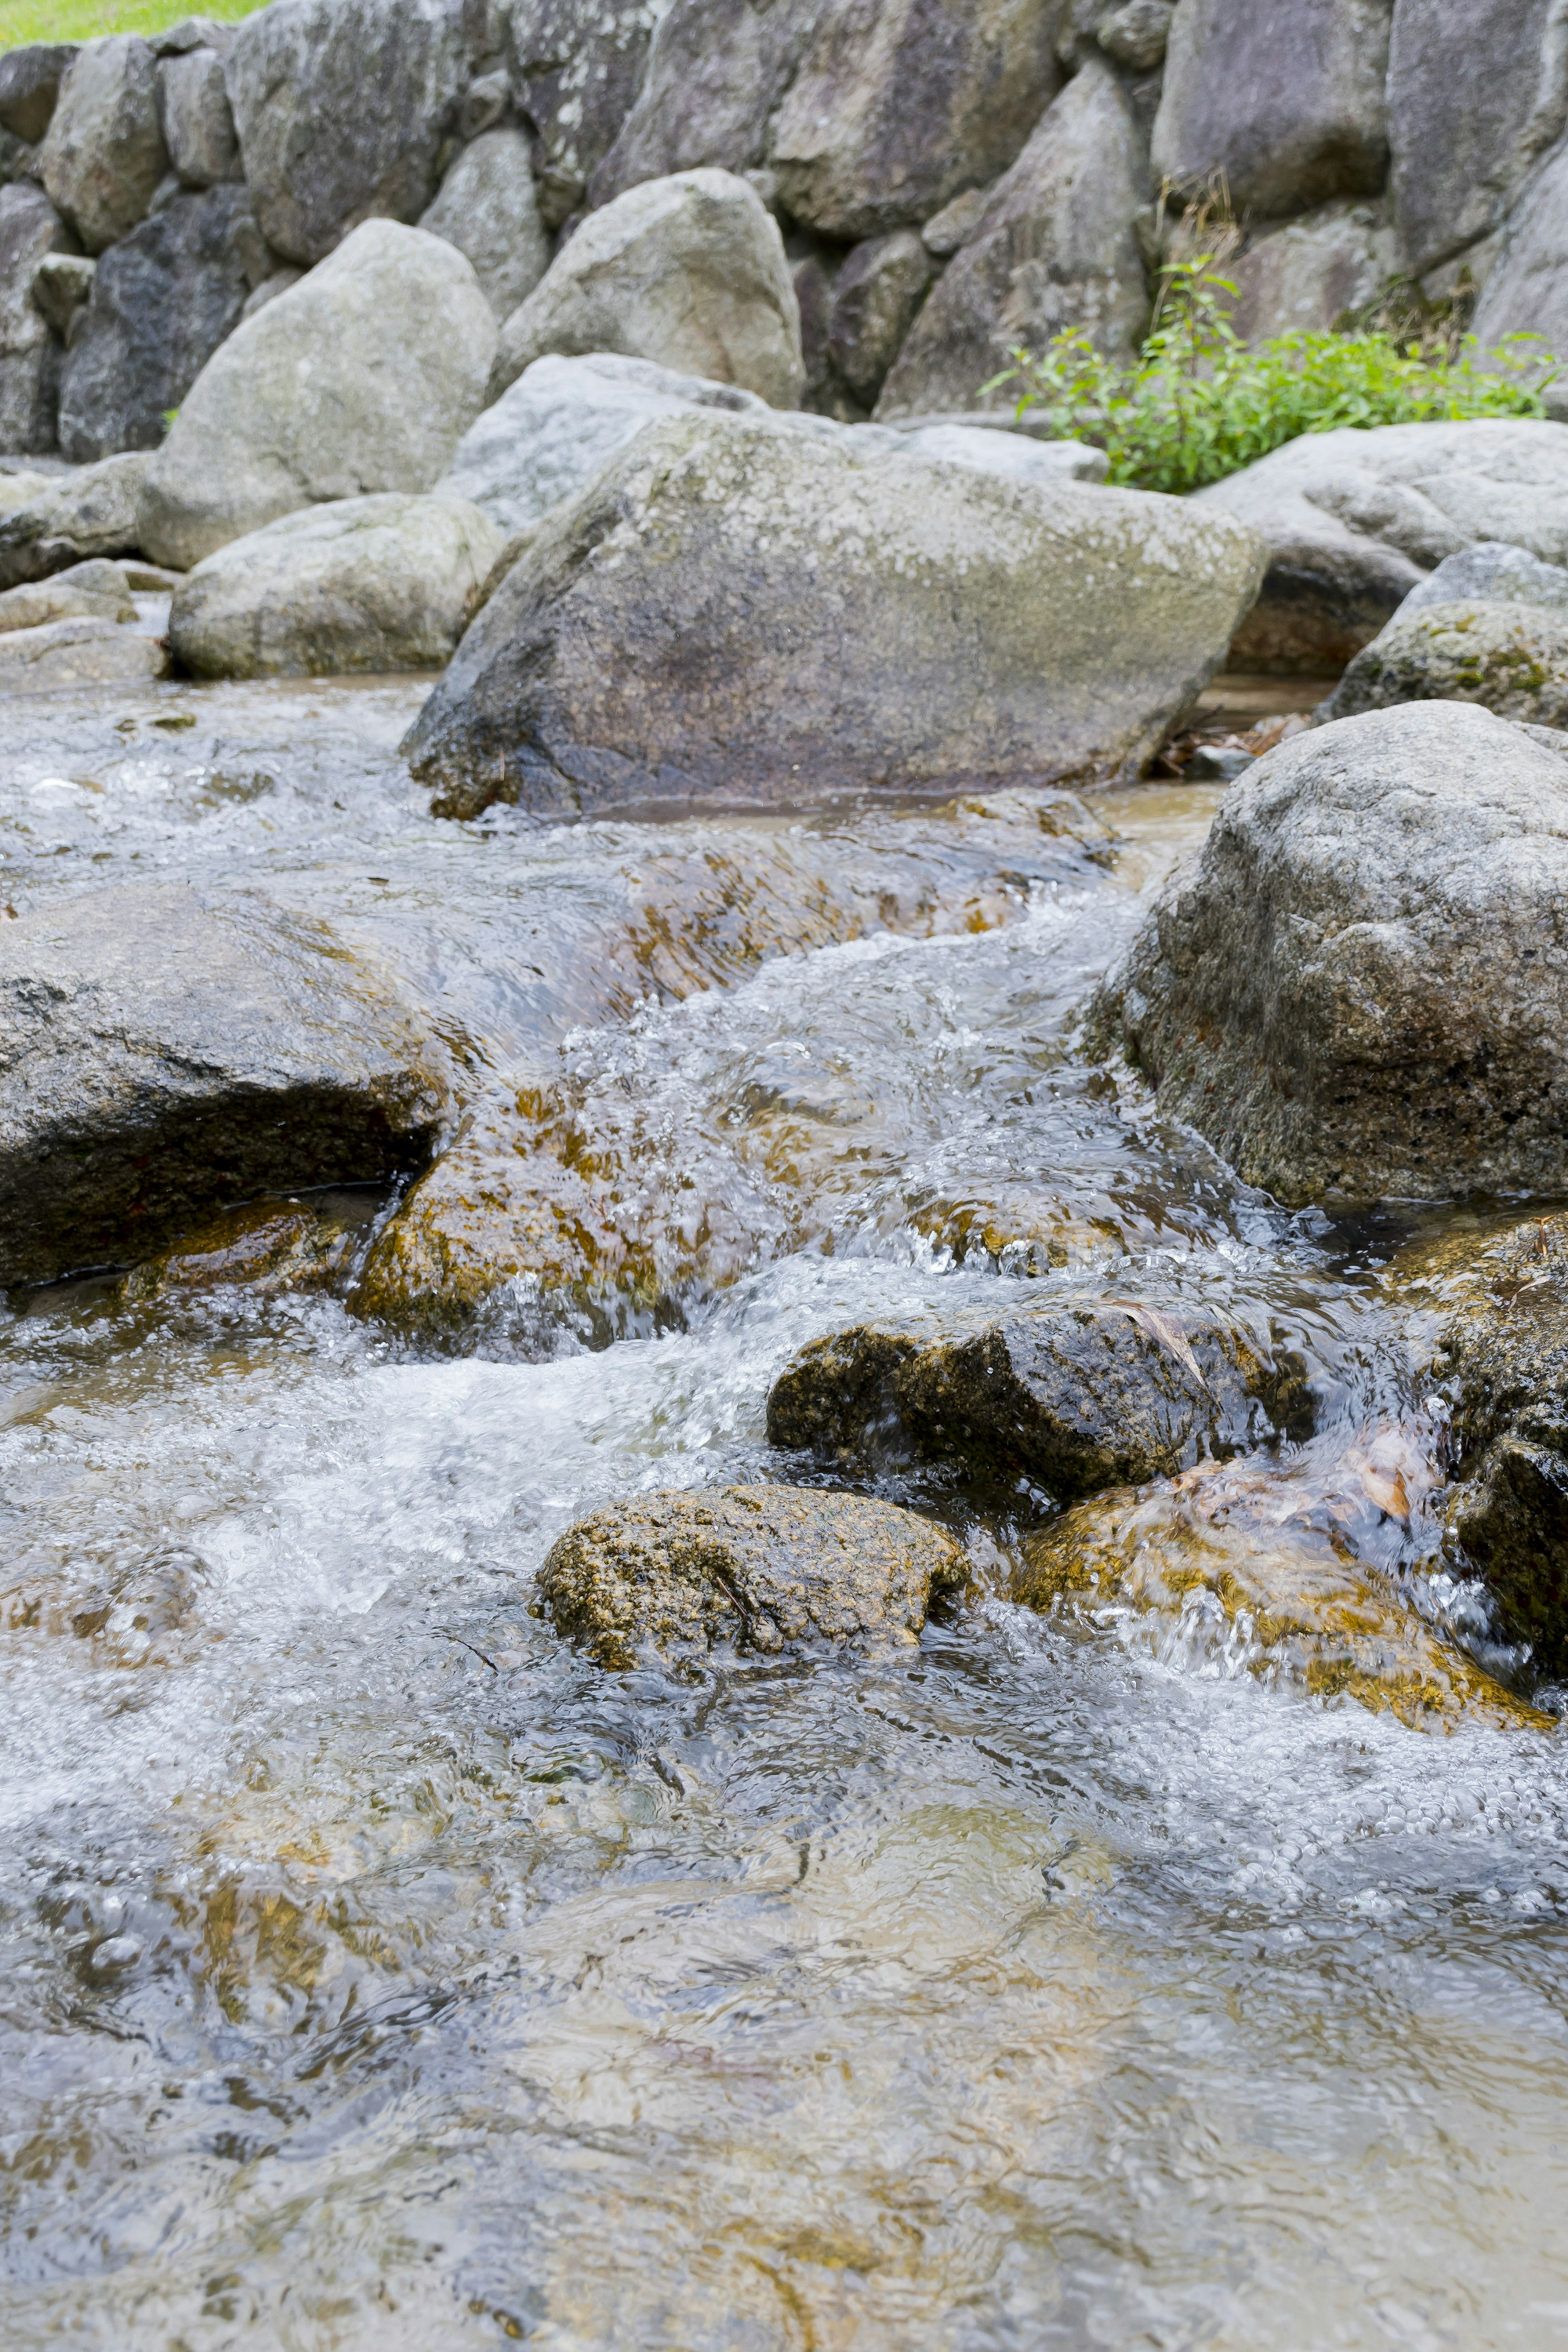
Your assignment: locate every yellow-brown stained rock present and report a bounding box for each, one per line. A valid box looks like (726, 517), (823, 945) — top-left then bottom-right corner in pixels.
(119, 1193), (370, 1303)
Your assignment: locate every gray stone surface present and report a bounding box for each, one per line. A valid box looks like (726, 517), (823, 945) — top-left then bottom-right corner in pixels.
(168, 491), (504, 676)
(1388, 0), (1568, 279)
(877, 60), (1147, 417)
(1319, 598), (1568, 727)
(492, 167), (803, 406)
(826, 229), (933, 406)
(504, 0), (662, 228)
(538, 1484), (965, 1668)
(0, 612), (168, 687)
(0, 180), (73, 457)
(226, 0), (471, 265)
(157, 44), (239, 188)
(1096, 0), (1172, 69)
(57, 184), (254, 462)
(769, 0), (1062, 241)
(588, 0), (814, 206)
(0, 556), (134, 630)
(1224, 200), (1396, 341)
(1400, 539), (1568, 618)
(1091, 701), (1568, 1207)
(40, 35), (167, 256)
(30, 249), (94, 341)
(0, 44), (78, 145)
(0, 880), (449, 1286)
(1152, 0), (1391, 220)
(0, 450), (151, 590)
(1471, 143), (1568, 390)
(403, 409), (1265, 819)
(417, 127), (550, 322)
(892, 421), (1109, 483)
(137, 218), (498, 570)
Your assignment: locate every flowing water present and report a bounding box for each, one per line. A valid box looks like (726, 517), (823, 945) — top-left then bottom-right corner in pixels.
(2, 679), (1567, 2352)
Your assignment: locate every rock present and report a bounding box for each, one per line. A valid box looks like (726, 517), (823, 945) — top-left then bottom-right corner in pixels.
(0, 881), (448, 1287)
(57, 185), (254, 462)
(768, 0), (1062, 242)
(1151, 0), (1390, 221)
(31, 250), (94, 341)
(119, 1193), (370, 1302)
(891, 421), (1109, 484)
(403, 410), (1265, 820)
(920, 183), (992, 257)
(167, 492), (503, 677)
(1471, 141), (1568, 390)
(1399, 539), (1568, 619)
(436, 349), (770, 538)
(136, 219), (497, 571)
(225, 0), (471, 266)
(1223, 200), (1395, 341)
(538, 1484), (966, 1668)
(876, 61), (1148, 419)
(417, 126), (550, 321)
(505, 0), (662, 229)
(826, 230), (933, 406)
(157, 44), (239, 188)
(490, 169), (803, 408)
(588, 0), (814, 207)
(1388, 0), (1568, 279)
(0, 451), (151, 590)
(767, 1297), (1303, 1495)
(1319, 599), (1568, 727)
(1096, 0), (1172, 70)
(0, 613), (168, 685)
(1092, 700), (1568, 1207)
(0, 44), (78, 145)
(40, 36), (167, 256)
(1195, 418), (1568, 671)
(0, 180), (74, 456)
(239, 264), (302, 321)
(0, 556), (135, 629)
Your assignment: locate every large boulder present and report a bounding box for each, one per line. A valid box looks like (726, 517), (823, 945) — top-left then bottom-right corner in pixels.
(1222, 200), (1395, 342)
(1399, 538), (1568, 618)
(0, 180), (74, 457)
(824, 229), (933, 406)
(1194, 418), (1568, 670)
(1151, 0), (1391, 220)
(157, 42), (240, 188)
(538, 1485), (966, 1668)
(57, 185), (255, 461)
(136, 219), (498, 570)
(768, 0), (1062, 241)
(1388, 0), (1568, 280)
(0, 451), (151, 590)
(0, 44), (78, 146)
(588, 0), (816, 207)
(1091, 701), (1568, 1207)
(490, 169), (804, 407)
(1319, 598), (1568, 726)
(167, 492), (503, 677)
(417, 126), (550, 321)
(876, 61), (1148, 419)
(504, 0), (663, 228)
(40, 36), (167, 255)
(0, 881), (449, 1287)
(1471, 143), (1568, 388)
(225, 0), (471, 265)
(402, 410), (1265, 820)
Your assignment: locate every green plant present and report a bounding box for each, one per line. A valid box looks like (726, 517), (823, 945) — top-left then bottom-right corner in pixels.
(984, 258), (1561, 497)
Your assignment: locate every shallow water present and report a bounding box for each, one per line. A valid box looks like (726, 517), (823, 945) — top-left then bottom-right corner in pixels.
(2, 680), (1567, 2351)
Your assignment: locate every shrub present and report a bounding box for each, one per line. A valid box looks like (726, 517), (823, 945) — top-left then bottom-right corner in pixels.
(985, 259), (1561, 497)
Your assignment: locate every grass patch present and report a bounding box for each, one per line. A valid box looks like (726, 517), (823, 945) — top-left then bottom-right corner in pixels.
(0, 0), (265, 47)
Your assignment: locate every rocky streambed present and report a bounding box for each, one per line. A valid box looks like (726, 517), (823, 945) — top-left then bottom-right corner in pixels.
(3, 668), (1568, 2349)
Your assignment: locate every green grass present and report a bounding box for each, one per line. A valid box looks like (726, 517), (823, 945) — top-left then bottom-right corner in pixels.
(0, 0), (265, 48)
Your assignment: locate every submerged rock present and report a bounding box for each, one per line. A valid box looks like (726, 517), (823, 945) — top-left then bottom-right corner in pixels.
(403, 410), (1264, 820)
(1319, 599), (1568, 727)
(0, 883), (448, 1287)
(1091, 702), (1568, 1207)
(118, 1194), (373, 1304)
(539, 1485), (966, 1669)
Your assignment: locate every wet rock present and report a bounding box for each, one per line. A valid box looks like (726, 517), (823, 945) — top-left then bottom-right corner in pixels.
(877, 61), (1148, 419)
(539, 1485), (966, 1668)
(1223, 200), (1395, 342)
(767, 1296), (1303, 1495)
(768, 0), (1062, 242)
(505, 0), (662, 229)
(168, 492), (503, 677)
(826, 231), (933, 407)
(118, 1193), (372, 1303)
(0, 180), (75, 456)
(0, 44), (78, 146)
(157, 44), (239, 188)
(0, 614), (168, 687)
(1091, 700), (1568, 1207)
(1196, 419), (1568, 672)
(490, 169), (803, 408)
(1319, 599), (1568, 728)
(136, 219), (497, 570)
(0, 881), (448, 1287)
(40, 36), (167, 256)
(1398, 540), (1568, 621)
(404, 411), (1263, 820)
(31, 250), (94, 342)
(417, 127), (550, 322)
(0, 452), (152, 589)
(57, 184), (255, 462)
(0, 556), (135, 629)
(588, 0), (815, 207)
(1388, 0), (1567, 279)
(225, 0), (471, 265)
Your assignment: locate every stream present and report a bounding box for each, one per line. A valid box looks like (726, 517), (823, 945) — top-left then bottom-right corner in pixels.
(2, 676), (1566, 2351)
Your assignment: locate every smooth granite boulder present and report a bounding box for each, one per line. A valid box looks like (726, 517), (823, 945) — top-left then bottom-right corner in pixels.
(1399, 540), (1568, 619)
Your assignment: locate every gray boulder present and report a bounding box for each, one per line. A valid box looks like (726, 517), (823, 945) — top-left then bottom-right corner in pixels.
(505, 0), (663, 228)
(826, 229), (933, 407)
(491, 168), (803, 407)
(588, 0), (815, 207)
(1096, 0), (1172, 69)
(1472, 143), (1568, 389)
(1091, 701), (1568, 1207)
(768, 0), (1062, 241)
(0, 881), (448, 1287)
(226, 0), (471, 265)
(890, 421), (1109, 483)
(31, 251), (95, 341)
(403, 409), (1265, 819)
(136, 218), (498, 570)
(168, 492), (503, 677)
(57, 184), (254, 461)
(0, 451), (151, 590)
(1151, 0), (1390, 220)
(1223, 200), (1395, 342)
(1399, 539), (1568, 619)
(539, 1485), (965, 1668)
(1388, 0), (1568, 279)
(0, 556), (134, 629)
(1319, 598), (1568, 728)
(0, 613), (168, 687)
(40, 36), (167, 255)
(0, 44), (78, 145)
(0, 180), (74, 456)
(876, 60), (1148, 419)
(417, 127), (551, 322)
(157, 43), (239, 187)
(1195, 418), (1568, 670)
